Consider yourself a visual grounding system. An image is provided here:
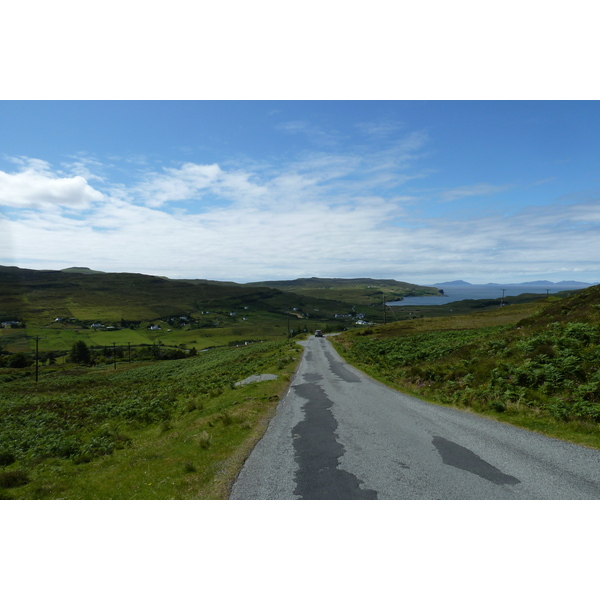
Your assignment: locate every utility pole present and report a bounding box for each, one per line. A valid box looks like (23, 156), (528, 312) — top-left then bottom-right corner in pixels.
(112, 342), (117, 370)
(27, 336), (45, 382)
(35, 336), (40, 382)
(383, 293), (387, 324)
(501, 289), (506, 306)
(127, 341), (131, 363)
(546, 288), (550, 300)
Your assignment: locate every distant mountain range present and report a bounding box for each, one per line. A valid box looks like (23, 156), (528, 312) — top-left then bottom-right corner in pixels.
(434, 280), (594, 287)
(55, 270), (597, 288)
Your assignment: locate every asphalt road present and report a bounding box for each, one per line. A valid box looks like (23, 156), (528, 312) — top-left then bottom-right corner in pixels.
(230, 335), (600, 499)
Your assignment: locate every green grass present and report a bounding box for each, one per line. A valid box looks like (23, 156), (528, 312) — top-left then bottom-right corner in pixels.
(1, 265), (378, 357)
(334, 285), (600, 451)
(0, 265), (367, 327)
(0, 340), (303, 499)
(2, 307), (344, 359)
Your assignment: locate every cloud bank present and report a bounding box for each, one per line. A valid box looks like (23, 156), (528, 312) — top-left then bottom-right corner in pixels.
(1, 143), (599, 284)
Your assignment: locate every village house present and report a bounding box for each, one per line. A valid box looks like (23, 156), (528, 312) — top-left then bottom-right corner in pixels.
(1, 321), (21, 328)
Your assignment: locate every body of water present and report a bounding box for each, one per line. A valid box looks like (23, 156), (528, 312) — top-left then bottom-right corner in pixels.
(389, 284), (592, 306)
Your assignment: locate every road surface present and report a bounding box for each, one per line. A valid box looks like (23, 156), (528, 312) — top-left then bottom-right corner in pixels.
(230, 335), (600, 499)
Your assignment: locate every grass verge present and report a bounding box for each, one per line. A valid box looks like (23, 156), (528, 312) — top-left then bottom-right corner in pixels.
(331, 297), (600, 453)
(0, 340), (303, 499)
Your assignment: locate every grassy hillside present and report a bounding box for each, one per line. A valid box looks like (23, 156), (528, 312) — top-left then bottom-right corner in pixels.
(0, 265), (281, 323)
(0, 267), (395, 324)
(0, 266), (379, 355)
(334, 285), (600, 449)
(0, 340), (303, 499)
(247, 277), (441, 304)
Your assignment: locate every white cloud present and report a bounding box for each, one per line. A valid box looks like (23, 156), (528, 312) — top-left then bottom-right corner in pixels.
(2, 152), (600, 284)
(134, 163), (222, 207)
(0, 163), (105, 209)
(62, 155), (107, 182)
(6, 156), (54, 173)
(568, 198), (600, 223)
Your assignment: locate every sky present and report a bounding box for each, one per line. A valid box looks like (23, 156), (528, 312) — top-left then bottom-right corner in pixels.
(2, 100), (599, 285)
(0, 100), (600, 284)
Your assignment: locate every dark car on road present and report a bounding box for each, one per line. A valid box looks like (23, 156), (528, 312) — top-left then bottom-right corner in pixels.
(315, 330), (323, 337)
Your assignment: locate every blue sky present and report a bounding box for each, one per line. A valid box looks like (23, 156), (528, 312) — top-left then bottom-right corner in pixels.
(1, 100), (599, 284)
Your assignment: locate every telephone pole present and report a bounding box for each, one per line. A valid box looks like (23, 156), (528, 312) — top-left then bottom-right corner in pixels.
(113, 342), (117, 370)
(34, 336), (42, 382)
(27, 336), (45, 382)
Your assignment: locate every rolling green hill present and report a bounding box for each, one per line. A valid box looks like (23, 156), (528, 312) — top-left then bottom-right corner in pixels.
(246, 277), (441, 304)
(1, 266), (399, 354)
(0, 266), (364, 325)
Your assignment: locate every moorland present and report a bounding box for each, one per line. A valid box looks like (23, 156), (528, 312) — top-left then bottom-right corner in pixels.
(1, 265), (599, 499)
(0, 266), (440, 357)
(334, 284), (600, 450)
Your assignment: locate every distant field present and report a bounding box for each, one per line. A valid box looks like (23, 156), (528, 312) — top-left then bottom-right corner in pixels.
(0, 328), (29, 353)
(66, 305), (162, 322)
(2, 313), (339, 356)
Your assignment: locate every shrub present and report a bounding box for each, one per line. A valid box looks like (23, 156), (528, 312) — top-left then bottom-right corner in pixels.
(7, 353), (30, 369)
(0, 451), (16, 467)
(183, 398), (204, 413)
(183, 461), (196, 473)
(490, 400), (507, 413)
(0, 470), (30, 489)
(69, 341), (91, 365)
(197, 431), (211, 449)
(220, 411), (234, 426)
(547, 399), (572, 421)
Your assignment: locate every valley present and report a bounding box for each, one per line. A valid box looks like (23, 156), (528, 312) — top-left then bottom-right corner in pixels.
(2, 264), (599, 500)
